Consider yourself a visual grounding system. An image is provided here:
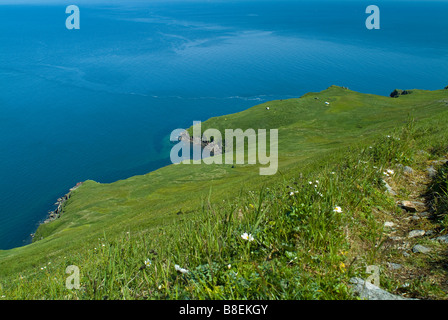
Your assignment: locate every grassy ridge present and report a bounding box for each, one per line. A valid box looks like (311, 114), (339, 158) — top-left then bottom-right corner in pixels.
(0, 86), (447, 299)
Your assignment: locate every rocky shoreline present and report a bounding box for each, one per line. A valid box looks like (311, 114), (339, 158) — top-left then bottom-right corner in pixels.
(30, 182), (83, 239)
(178, 130), (223, 157)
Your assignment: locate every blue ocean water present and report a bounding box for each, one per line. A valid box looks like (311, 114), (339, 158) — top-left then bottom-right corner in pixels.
(0, 1), (447, 249)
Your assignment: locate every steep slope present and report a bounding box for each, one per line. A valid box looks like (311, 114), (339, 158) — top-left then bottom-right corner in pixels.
(0, 86), (447, 300)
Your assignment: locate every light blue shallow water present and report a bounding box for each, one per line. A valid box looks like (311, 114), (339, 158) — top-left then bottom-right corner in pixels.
(0, 1), (447, 249)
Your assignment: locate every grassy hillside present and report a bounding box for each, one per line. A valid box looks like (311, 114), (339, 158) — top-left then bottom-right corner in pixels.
(0, 85), (447, 299)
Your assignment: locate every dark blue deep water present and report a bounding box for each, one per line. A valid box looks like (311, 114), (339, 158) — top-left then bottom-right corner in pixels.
(0, 0), (447, 249)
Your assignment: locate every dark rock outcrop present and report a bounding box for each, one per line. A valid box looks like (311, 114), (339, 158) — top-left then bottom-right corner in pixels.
(39, 182), (83, 226)
(390, 89), (413, 98)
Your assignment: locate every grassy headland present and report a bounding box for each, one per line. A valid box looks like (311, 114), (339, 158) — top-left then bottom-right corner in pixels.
(0, 85), (447, 299)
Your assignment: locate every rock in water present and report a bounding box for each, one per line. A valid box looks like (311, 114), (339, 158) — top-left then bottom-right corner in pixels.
(349, 278), (416, 300)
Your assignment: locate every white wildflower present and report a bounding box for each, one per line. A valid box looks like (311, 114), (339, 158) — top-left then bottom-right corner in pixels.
(241, 232), (254, 242)
(333, 206), (343, 213)
(175, 264), (189, 274)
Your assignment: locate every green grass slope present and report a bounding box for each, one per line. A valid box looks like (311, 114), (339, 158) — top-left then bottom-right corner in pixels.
(0, 85), (447, 299)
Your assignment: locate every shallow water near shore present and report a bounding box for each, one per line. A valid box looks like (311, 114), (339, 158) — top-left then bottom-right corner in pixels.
(0, 0), (447, 249)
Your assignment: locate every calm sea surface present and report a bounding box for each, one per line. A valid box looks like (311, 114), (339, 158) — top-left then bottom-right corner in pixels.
(0, 1), (447, 249)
